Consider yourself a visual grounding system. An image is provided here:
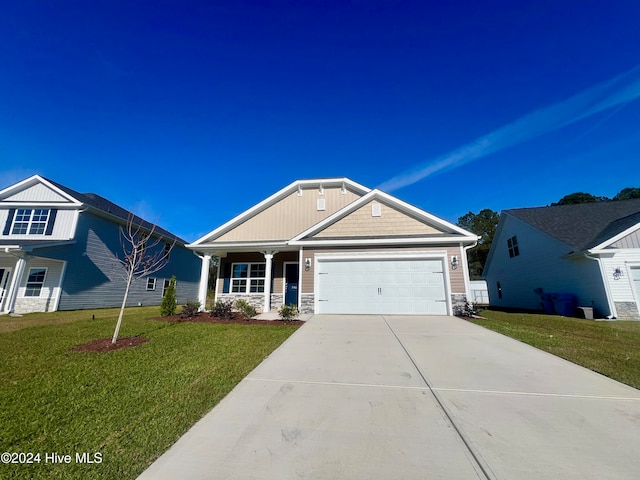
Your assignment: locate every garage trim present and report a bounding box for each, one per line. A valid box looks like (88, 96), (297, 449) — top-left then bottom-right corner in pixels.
(314, 251), (452, 315)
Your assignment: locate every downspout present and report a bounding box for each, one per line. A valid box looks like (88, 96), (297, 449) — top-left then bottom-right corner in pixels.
(584, 251), (617, 319)
(462, 240), (478, 300)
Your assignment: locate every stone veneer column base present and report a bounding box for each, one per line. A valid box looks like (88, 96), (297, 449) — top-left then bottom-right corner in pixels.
(451, 293), (467, 316)
(614, 302), (640, 320)
(300, 294), (315, 314)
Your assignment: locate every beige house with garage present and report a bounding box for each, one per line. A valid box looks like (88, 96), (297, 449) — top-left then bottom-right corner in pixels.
(188, 178), (478, 315)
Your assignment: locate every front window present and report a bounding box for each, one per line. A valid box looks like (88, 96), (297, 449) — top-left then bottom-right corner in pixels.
(25, 268), (47, 297)
(11, 209), (50, 235)
(147, 278), (157, 291)
(231, 263), (266, 293)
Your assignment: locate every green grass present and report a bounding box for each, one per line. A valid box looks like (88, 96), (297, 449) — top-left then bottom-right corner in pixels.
(0, 306), (299, 480)
(470, 309), (640, 389)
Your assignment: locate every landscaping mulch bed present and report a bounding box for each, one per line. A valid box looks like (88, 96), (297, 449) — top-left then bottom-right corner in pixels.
(154, 311), (304, 326)
(73, 336), (150, 353)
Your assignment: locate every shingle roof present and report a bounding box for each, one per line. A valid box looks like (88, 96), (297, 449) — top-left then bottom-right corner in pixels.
(43, 178), (185, 244)
(506, 199), (640, 251)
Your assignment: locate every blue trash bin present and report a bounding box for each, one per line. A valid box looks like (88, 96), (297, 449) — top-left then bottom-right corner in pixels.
(542, 293), (555, 314)
(553, 294), (577, 317)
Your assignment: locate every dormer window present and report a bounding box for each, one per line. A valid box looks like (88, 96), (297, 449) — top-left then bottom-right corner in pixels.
(12, 209), (50, 235)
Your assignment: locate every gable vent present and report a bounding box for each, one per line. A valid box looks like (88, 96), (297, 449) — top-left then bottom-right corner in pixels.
(371, 203), (382, 217)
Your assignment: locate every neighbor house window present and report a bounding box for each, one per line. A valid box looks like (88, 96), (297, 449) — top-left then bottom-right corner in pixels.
(12, 209), (50, 235)
(147, 278), (157, 291)
(507, 236), (519, 258)
(163, 279), (173, 296)
(231, 263), (266, 293)
(163, 242), (171, 260)
(25, 268), (47, 297)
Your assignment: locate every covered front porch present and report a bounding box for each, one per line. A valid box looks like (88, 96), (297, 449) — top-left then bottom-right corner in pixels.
(0, 246), (66, 314)
(196, 246), (309, 314)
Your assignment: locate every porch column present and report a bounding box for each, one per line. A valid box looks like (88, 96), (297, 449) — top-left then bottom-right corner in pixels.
(262, 251), (277, 312)
(4, 254), (27, 314)
(197, 254), (211, 311)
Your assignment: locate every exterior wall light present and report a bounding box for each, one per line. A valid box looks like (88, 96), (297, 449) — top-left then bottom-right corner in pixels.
(305, 258), (311, 271)
(450, 256), (459, 270)
(613, 267), (623, 280)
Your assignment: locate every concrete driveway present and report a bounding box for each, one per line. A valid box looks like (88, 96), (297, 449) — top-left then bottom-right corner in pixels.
(138, 315), (640, 479)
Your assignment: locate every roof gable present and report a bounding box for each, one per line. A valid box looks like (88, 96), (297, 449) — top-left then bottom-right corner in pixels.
(189, 178), (370, 246)
(506, 199), (640, 251)
(292, 189), (478, 243)
(0, 175), (185, 244)
(0, 175), (81, 205)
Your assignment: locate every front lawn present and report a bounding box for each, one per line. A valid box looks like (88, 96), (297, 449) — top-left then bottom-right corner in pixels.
(470, 310), (640, 389)
(0, 306), (299, 480)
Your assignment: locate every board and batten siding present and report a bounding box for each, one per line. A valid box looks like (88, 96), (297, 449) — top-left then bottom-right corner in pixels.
(300, 246), (467, 295)
(486, 215), (609, 314)
(214, 186), (361, 243)
(4, 182), (70, 202)
(0, 208), (78, 240)
(38, 212), (200, 310)
(610, 229), (640, 249)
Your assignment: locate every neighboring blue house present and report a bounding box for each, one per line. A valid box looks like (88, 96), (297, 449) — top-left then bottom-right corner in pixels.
(0, 175), (201, 314)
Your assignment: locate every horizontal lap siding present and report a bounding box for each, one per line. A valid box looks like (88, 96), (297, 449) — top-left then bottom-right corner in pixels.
(13, 257), (65, 313)
(40, 213), (199, 310)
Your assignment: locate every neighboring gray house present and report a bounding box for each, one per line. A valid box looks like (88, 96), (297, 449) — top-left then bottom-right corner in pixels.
(483, 199), (640, 319)
(0, 175), (200, 314)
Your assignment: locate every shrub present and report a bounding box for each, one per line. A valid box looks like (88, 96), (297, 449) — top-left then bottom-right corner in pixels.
(460, 296), (478, 317)
(210, 300), (233, 320)
(160, 276), (177, 316)
(181, 301), (201, 318)
(278, 304), (298, 322)
(234, 299), (257, 320)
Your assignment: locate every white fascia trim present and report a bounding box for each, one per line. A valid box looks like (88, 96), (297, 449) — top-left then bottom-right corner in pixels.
(291, 237), (474, 246)
(291, 189), (478, 242)
(188, 178), (371, 247)
(590, 222), (640, 250)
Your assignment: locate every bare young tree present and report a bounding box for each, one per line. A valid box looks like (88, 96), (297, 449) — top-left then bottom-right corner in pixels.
(111, 214), (175, 344)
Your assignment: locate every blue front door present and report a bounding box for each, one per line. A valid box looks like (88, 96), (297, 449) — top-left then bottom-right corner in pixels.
(284, 263), (299, 307)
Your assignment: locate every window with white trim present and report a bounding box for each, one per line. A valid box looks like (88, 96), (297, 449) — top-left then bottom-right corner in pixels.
(231, 263), (266, 293)
(12, 209), (50, 235)
(25, 268), (47, 297)
(147, 278), (157, 290)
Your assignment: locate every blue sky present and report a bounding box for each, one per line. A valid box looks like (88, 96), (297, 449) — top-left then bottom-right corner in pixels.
(2, 1), (639, 242)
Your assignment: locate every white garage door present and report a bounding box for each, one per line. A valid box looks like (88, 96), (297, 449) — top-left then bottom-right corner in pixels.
(317, 258), (448, 315)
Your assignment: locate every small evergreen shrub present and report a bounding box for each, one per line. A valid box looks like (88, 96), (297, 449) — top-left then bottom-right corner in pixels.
(181, 301), (201, 318)
(278, 304), (298, 322)
(160, 276), (177, 316)
(210, 300), (234, 320)
(460, 296), (478, 317)
(234, 299), (257, 320)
